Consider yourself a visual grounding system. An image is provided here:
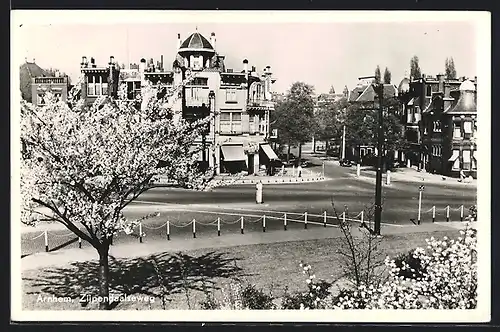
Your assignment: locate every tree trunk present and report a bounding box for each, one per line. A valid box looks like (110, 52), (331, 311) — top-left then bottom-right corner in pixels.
(325, 141), (329, 157)
(98, 245), (111, 310)
(287, 144), (291, 163)
(298, 144), (302, 164)
(312, 137), (316, 154)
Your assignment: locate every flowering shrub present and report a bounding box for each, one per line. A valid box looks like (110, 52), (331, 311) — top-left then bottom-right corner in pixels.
(199, 283), (275, 310)
(393, 250), (427, 280)
(281, 263), (332, 310)
(330, 224), (477, 309)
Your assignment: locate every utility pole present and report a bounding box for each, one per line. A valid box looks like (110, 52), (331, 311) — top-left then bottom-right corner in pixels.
(374, 83), (384, 236)
(341, 125), (346, 160)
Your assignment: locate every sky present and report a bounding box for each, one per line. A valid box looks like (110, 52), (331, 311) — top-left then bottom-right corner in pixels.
(12, 11), (484, 95)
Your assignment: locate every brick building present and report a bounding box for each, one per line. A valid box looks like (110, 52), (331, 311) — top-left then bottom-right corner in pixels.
(398, 74), (477, 178)
(20, 58), (70, 105)
(78, 30), (277, 175)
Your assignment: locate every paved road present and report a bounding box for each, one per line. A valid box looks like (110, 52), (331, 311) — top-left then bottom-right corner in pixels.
(21, 154), (476, 256)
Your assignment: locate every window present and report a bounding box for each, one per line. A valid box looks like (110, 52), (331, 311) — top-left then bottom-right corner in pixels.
(126, 81), (141, 100)
(225, 89), (237, 103)
(453, 122), (462, 139)
(433, 120), (442, 132)
(426, 85), (432, 96)
(463, 150), (471, 170)
(464, 121), (472, 137)
(88, 75), (108, 96)
(192, 56), (202, 70)
(219, 112), (242, 133)
(37, 94), (46, 105)
(220, 112), (231, 121)
(232, 112), (242, 121)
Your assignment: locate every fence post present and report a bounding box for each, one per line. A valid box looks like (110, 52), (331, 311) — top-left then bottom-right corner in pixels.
(284, 213), (287, 231)
(78, 236), (82, 249)
(139, 222), (143, 243)
(263, 215), (266, 232)
(304, 212), (308, 229)
(460, 205), (464, 221)
(446, 205), (450, 222)
(344, 205), (348, 219)
(342, 211), (346, 224)
(217, 217), (221, 236)
(44, 230), (49, 252)
(432, 206), (436, 223)
(193, 219), (196, 238)
(323, 211), (327, 227)
(360, 210), (364, 226)
(241, 216), (244, 234)
(166, 220), (170, 240)
(417, 190), (423, 225)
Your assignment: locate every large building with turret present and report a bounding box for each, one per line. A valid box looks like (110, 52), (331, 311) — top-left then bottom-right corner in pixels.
(78, 30), (277, 175)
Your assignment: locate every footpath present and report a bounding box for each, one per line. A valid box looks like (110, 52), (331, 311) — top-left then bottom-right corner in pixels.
(20, 221), (473, 272)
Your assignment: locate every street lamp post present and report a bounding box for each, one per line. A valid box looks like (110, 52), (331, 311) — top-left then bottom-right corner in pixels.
(374, 83), (384, 236)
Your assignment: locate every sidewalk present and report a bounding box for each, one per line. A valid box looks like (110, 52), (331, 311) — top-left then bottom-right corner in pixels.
(20, 221), (469, 272)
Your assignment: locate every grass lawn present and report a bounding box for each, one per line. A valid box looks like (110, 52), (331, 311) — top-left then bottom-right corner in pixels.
(22, 229), (459, 310)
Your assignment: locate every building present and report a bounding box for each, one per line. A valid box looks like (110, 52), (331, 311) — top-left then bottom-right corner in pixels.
(20, 58), (70, 105)
(347, 76), (399, 161)
(78, 30), (277, 175)
(398, 74), (477, 178)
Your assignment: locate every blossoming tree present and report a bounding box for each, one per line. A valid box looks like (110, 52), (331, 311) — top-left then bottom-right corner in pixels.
(20, 77), (213, 309)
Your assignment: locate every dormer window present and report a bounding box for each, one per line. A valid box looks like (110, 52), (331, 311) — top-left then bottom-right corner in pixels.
(192, 55), (202, 70)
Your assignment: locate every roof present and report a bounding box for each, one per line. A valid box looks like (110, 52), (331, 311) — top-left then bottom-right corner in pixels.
(20, 62), (48, 102)
(447, 90), (477, 114)
(349, 84), (398, 103)
(398, 77), (410, 93)
(179, 32), (214, 52)
(460, 80), (476, 92)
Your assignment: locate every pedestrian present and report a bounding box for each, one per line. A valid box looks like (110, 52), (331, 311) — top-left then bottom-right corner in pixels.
(256, 180), (263, 204)
(297, 164), (302, 178)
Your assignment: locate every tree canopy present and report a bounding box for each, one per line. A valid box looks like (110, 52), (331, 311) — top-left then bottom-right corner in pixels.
(374, 66), (381, 84)
(445, 57), (457, 80)
(410, 55), (422, 79)
(383, 67), (392, 84)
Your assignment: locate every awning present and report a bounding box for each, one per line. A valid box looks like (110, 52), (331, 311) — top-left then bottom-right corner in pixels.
(463, 150), (471, 163)
(221, 145), (246, 161)
(260, 144), (279, 160)
(448, 150), (460, 162)
(407, 98), (415, 106)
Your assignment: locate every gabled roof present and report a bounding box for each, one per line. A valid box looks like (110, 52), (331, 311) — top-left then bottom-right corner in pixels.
(349, 84), (398, 103)
(20, 62), (48, 102)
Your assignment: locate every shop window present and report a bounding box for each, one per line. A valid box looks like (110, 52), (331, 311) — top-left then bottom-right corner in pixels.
(453, 123), (462, 139)
(462, 150), (471, 170)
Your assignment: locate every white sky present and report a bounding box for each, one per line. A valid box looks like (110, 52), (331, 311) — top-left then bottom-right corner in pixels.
(13, 11), (482, 95)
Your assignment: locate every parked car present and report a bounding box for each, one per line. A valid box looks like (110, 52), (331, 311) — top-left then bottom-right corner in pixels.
(339, 159), (352, 167)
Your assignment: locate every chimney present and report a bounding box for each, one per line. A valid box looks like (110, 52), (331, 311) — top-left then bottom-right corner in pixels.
(90, 57), (96, 68)
(266, 65), (272, 75)
(161, 55), (164, 71)
(243, 59), (248, 73)
(210, 32), (216, 50)
(139, 58), (146, 73)
(109, 56), (115, 65)
(437, 73), (445, 92)
(81, 56), (88, 68)
(177, 33), (181, 49)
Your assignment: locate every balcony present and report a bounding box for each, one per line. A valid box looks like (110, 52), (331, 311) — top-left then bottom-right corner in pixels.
(185, 96), (210, 107)
(247, 99), (274, 110)
(34, 77), (67, 85)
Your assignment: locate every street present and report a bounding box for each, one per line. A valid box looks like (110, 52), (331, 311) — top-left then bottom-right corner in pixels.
(21, 154), (476, 256)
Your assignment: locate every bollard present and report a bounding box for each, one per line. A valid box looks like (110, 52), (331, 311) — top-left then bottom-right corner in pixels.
(167, 220), (170, 240)
(357, 163), (361, 177)
(322, 162), (325, 178)
(193, 219), (196, 238)
(386, 170), (391, 185)
(217, 217), (221, 236)
(417, 190), (423, 225)
(460, 205), (464, 221)
(78, 236), (82, 249)
(284, 213), (287, 231)
(263, 215), (266, 232)
(44, 230), (49, 252)
(323, 211), (327, 227)
(139, 222), (143, 243)
(432, 206), (436, 223)
(241, 216), (244, 234)
(304, 212), (308, 229)
(446, 205), (450, 222)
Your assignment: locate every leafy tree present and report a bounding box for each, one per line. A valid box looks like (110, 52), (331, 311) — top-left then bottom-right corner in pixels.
(374, 66), (381, 84)
(445, 57), (457, 80)
(20, 80), (213, 309)
(272, 82), (315, 162)
(410, 56), (421, 79)
(345, 98), (406, 159)
(329, 85), (336, 94)
(383, 67), (392, 84)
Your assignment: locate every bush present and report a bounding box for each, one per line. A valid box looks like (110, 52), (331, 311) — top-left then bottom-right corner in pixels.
(393, 250), (427, 280)
(240, 284), (276, 310)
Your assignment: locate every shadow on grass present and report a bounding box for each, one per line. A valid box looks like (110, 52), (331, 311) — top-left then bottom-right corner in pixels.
(49, 237), (79, 252)
(25, 251), (249, 309)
